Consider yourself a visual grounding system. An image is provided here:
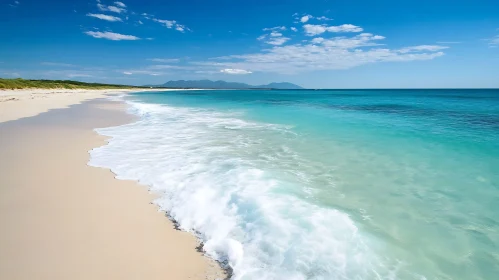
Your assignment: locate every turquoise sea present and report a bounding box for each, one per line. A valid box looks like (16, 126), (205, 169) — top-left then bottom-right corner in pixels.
(89, 89), (499, 280)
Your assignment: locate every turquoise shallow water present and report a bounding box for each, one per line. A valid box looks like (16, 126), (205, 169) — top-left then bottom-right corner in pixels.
(90, 89), (499, 280)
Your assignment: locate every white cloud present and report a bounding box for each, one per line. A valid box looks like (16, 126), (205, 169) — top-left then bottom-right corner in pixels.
(86, 13), (122, 22)
(114, 1), (126, 8)
(84, 31), (140, 40)
(148, 58), (180, 63)
(303, 24), (363, 36)
(327, 24), (363, 33)
(257, 35), (266, 41)
(97, 4), (126, 14)
(220, 69), (253, 74)
(194, 70), (219, 74)
(399, 45), (448, 53)
(263, 26), (286, 31)
(176, 25), (186, 32)
(291, 27), (298, 32)
(268, 37), (290, 46)
(15, 1), (20, 4)
(138, 20), (143, 24)
(311, 37), (325, 44)
(302, 24), (326, 36)
(120, 69), (168, 76)
(257, 31), (290, 46)
(316, 16), (332, 21)
(153, 18), (189, 32)
(154, 19), (175, 28)
(148, 64), (190, 70)
(301, 15), (312, 23)
(311, 33), (385, 48)
(436, 41), (461, 44)
(107, 5), (125, 13)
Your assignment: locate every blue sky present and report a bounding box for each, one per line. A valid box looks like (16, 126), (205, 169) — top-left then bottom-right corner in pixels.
(1, 0), (498, 88)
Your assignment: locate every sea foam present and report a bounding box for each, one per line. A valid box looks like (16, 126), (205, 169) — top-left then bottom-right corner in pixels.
(89, 99), (395, 279)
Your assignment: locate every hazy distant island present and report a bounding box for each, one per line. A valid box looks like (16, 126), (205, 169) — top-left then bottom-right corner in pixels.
(148, 80), (304, 90)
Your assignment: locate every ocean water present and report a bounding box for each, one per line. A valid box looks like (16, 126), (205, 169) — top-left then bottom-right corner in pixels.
(89, 89), (499, 280)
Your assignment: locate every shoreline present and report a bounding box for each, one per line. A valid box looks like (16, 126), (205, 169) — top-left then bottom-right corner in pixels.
(0, 96), (226, 279)
(0, 88), (169, 123)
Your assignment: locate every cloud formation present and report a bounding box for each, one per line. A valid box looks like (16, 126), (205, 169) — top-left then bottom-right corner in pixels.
(303, 24), (363, 36)
(74, 10), (448, 79)
(263, 26), (286, 31)
(86, 13), (122, 22)
(316, 16), (332, 21)
(114, 1), (126, 8)
(152, 18), (190, 32)
(148, 58), (180, 63)
(257, 30), (290, 46)
(204, 22), (447, 74)
(300, 15), (312, 23)
(123, 70), (163, 76)
(97, 3), (126, 14)
(84, 31), (140, 40)
(180, 16), (449, 75)
(220, 68), (253, 74)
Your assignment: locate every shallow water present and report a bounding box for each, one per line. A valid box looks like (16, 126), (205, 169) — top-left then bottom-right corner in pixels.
(89, 89), (499, 280)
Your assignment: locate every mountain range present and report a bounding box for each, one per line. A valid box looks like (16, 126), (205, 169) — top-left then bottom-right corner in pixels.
(149, 80), (303, 89)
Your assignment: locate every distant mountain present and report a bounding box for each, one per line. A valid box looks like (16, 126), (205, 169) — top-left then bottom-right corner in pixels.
(261, 82), (303, 90)
(150, 80), (303, 89)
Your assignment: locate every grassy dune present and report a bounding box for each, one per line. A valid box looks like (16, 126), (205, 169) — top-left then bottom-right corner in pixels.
(0, 78), (144, 90)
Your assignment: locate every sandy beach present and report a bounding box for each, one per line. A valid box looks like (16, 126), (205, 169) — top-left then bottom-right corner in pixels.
(0, 88), (161, 123)
(0, 90), (225, 280)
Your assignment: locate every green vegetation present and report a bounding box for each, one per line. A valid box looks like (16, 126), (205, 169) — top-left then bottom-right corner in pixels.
(0, 78), (145, 90)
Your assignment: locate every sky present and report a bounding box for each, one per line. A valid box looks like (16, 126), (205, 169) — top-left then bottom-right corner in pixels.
(1, 0), (498, 88)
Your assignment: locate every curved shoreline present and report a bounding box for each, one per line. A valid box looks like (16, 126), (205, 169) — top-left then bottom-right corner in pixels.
(0, 88), (169, 123)
(0, 97), (225, 280)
